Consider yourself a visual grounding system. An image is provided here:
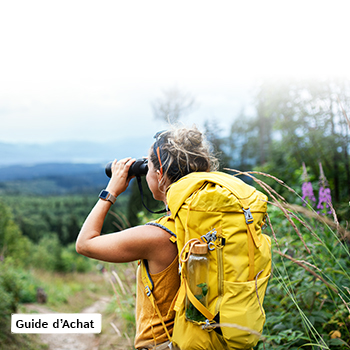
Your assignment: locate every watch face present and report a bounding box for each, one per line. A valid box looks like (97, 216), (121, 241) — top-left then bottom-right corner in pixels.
(99, 190), (109, 200)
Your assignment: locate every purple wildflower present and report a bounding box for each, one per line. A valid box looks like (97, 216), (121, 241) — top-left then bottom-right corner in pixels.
(317, 163), (332, 215)
(302, 182), (316, 206)
(317, 187), (332, 211)
(301, 163), (316, 206)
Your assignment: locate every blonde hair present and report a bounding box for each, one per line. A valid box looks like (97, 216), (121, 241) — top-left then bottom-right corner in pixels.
(150, 125), (219, 183)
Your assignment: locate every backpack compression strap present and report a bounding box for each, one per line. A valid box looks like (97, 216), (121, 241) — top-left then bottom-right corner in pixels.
(240, 198), (262, 281)
(140, 260), (172, 341)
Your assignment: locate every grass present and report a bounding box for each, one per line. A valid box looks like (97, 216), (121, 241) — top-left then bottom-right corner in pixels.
(29, 268), (114, 313)
(99, 262), (137, 349)
(26, 264), (138, 350)
(0, 334), (48, 350)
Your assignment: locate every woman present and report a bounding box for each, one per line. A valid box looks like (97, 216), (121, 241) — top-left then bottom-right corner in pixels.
(76, 126), (218, 350)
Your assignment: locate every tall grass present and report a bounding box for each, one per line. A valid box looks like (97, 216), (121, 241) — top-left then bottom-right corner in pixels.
(98, 262), (137, 350)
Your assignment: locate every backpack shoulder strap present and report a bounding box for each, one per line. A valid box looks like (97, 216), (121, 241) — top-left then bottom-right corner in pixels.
(146, 215), (177, 243)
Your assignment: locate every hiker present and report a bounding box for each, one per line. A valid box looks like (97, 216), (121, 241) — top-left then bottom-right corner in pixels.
(76, 126), (218, 350)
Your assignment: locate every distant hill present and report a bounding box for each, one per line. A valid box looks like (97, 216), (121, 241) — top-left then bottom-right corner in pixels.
(0, 138), (151, 167)
(0, 163), (111, 195)
(0, 162), (105, 182)
(0, 139), (151, 195)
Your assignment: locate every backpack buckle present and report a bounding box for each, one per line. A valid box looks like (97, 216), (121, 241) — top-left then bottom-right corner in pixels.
(202, 319), (215, 330)
(145, 285), (152, 297)
(201, 229), (217, 251)
(242, 207), (254, 225)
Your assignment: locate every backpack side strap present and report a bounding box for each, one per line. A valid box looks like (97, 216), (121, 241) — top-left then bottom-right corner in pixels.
(140, 260), (172, 342)
(173, 273), (215, 322)
(184, 278), (214, 321)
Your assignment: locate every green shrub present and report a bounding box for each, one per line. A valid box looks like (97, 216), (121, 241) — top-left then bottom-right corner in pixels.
(30, 233), (63, 271)
(0, 201), (33, 266)
(61, 243), (94, 273)
(0, 260), (41, 345)
(29, 235), (93, 273)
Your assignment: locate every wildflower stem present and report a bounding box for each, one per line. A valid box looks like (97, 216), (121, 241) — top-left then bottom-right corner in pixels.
(274, 250), (338, 293)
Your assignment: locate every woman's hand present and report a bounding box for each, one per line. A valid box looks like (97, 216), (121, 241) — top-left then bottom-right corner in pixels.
(105, 157), (136, 197)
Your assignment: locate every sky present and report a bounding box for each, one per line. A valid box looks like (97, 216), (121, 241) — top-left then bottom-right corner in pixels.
(0, 0), (349, 145)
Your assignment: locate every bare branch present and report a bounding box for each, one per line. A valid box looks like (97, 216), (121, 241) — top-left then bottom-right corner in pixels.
(152, 86), (197, 124)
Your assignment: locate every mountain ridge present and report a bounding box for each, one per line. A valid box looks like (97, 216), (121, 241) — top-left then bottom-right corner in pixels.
(0, 138), (150, 167)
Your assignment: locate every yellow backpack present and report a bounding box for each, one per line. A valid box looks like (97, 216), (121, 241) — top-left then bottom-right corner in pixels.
(142, 171), (271, 349)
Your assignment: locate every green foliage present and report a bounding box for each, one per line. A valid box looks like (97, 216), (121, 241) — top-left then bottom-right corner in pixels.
(1, 78), (350, 348)
(0, 163), (108, 197)
(0, 197), (96, 274)
(30, 233), (64, 271)
(3, 194), (96, 244)
(28, 234), (94, 273)
(0, 201), (33, 265)
(0, 267), (113, 350)
(0, 259), (43, 346)
(0, 334), (47, 350)
(2, 194), (129, 245)
(61, 242), (94, 273)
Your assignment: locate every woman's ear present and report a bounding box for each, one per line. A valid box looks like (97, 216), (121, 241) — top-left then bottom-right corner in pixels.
(157, 170), (170, 192)
(156, 169), (162, 182)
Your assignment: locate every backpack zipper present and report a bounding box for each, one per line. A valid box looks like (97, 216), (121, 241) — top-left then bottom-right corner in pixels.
(215, 237), (224, 315)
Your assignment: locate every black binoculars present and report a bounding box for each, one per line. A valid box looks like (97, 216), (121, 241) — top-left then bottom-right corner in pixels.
(105, 158), (148, 178)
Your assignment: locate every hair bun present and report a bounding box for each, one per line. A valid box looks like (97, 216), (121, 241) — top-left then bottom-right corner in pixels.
(150, 125), (218, 183)
(186, 129), (202, 147)
(175, 128), (202, 149)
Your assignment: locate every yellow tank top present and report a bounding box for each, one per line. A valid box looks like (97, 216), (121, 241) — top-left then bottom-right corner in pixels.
(134, 217), (180, 349)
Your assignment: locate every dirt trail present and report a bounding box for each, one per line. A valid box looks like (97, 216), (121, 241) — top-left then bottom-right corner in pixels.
(24, 297), (110, 350)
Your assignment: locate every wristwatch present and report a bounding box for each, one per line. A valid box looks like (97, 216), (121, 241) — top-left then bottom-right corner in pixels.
(99, 190), (116, 204)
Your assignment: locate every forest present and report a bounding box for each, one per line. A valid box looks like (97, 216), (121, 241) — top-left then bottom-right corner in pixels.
(1, 78), (350, 349)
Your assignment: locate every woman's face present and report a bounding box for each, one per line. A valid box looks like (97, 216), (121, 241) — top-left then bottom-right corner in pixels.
(146, 157), (165, 202)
